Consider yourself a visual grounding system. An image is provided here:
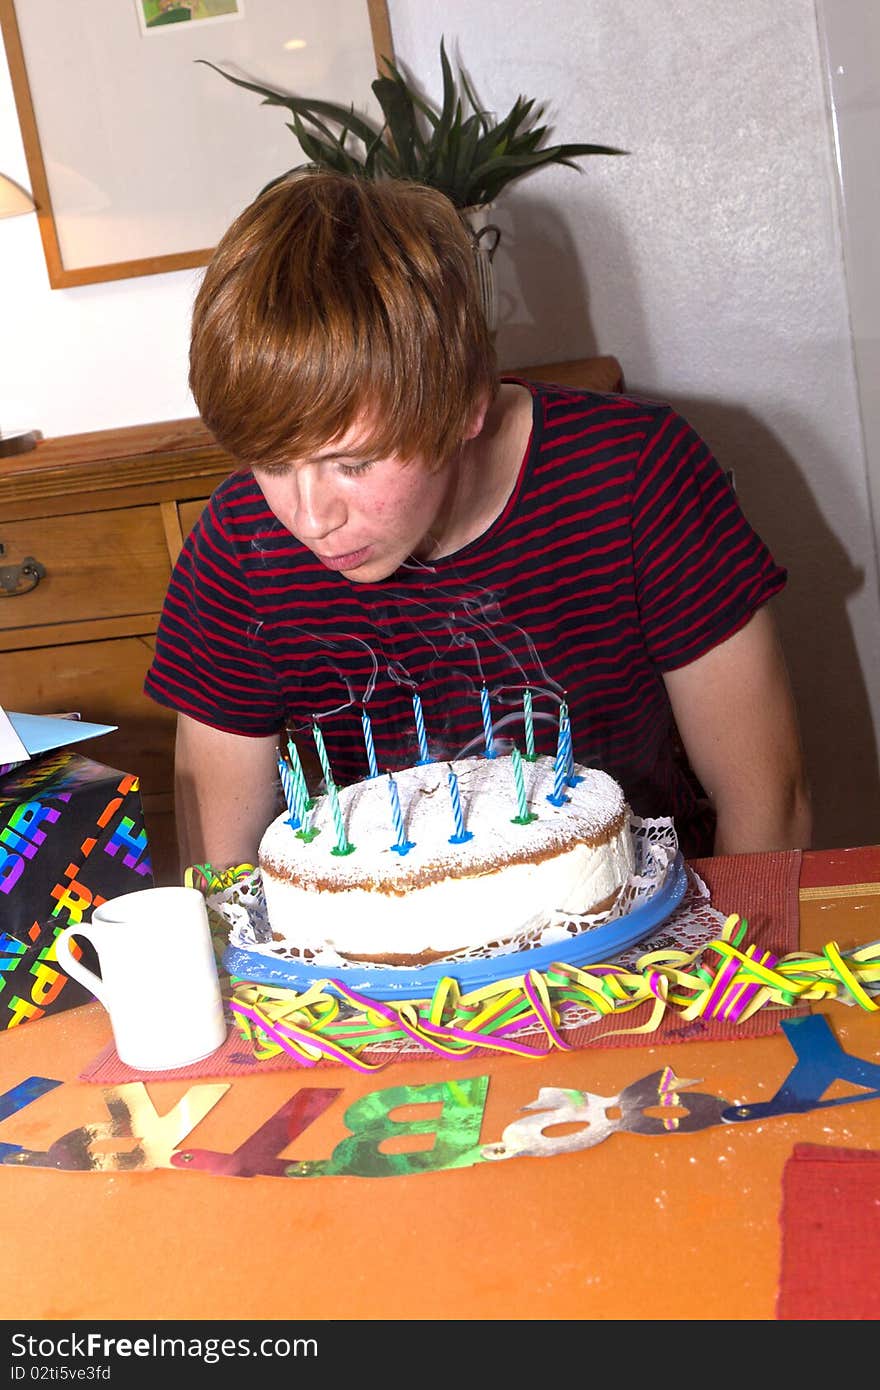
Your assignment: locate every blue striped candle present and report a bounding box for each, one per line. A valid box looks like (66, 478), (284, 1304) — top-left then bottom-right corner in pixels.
(557, 702), (569, 766)
(523, 688), (536, 761)
(360, 705), (379, 779)
(547, 712), (569, 807)
(480, 684), (496, 758)
(447, 763), (473, 844)
(387, 772), (414, 855)
(312, 721), (333, 786)
(326, 779), (355, 856)
(276, 752), (302, 828)
(412, 690), (431, 764)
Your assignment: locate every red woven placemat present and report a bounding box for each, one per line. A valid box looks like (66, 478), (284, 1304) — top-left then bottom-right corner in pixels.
(78, 850), (803, 1082)
(777, 1143), (880, 1319)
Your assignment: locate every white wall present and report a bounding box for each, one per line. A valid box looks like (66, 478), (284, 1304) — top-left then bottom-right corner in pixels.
(1, 0), (878, 849)
(817, 0), (880, 581)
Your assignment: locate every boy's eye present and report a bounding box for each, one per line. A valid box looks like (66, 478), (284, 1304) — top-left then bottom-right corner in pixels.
(339, 461), (373, 477)
(253, 461), (290, 479)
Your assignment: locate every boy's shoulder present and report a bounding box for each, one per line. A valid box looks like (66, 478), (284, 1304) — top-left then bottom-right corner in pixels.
(509, 374), (675, 416)
(188, 468), (278, 553)
(505, 376), (682, 458)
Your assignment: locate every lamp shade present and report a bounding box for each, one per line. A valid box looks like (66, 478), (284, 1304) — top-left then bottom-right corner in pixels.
(0, 172), (35, 219)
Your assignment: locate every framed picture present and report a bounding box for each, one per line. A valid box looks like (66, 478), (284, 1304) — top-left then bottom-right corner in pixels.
(0, 0), (394, 288)
(134, 3), (246, 40)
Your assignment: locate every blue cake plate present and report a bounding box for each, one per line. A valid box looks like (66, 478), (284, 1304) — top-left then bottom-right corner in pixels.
(223, 852), (689, 1000)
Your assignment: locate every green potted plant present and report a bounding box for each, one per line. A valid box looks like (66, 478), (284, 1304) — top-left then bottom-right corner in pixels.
(198, 38), (626, 331)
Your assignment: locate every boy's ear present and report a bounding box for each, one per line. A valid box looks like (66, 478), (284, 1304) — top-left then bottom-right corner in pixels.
(463, 394), (490, 441)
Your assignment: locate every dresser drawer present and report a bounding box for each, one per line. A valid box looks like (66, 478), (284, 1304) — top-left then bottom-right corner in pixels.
(177, 497), (210, 541)
(0, 504), (170, 632)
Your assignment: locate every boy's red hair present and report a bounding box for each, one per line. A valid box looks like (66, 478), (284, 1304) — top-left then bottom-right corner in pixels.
(189, 170), (498, 470)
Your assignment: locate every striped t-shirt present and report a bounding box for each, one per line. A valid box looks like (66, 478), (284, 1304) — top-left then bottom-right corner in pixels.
(145, 379), (786, 855)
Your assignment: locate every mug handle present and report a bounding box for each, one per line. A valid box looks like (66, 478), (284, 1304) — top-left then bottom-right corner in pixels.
(55, 925), (108, 1007)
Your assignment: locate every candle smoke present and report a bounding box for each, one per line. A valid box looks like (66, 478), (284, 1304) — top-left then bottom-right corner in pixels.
(278, 568), (570, 764)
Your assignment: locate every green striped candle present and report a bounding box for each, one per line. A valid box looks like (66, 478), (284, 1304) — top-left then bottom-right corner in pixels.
(326, 779), (355, 857)
(510, 744), (537, 825)
(523, 688), (536, 761)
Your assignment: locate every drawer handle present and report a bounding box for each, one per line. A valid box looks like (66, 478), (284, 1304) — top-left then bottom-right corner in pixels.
(0, 555), (47, 597)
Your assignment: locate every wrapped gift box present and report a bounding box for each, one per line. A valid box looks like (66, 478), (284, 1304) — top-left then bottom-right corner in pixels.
(0, 711), (153, 1029)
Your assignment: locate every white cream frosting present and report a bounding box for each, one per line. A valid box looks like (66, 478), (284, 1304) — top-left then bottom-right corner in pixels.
(258, 754), (635, 962)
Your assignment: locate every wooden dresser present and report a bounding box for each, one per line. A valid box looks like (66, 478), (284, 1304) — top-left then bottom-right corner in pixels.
(0, 356), (622, 885)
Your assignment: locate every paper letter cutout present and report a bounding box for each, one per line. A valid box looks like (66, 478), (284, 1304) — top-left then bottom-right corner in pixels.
(0, 1076), (62, 1159)
(483, 1069), (729, 1160)
(724, 1014), (880, 1123)
(172, 1087), (342, 1176)
(3, 1082), (228, 1171)
(287, 1076), (490, 1177)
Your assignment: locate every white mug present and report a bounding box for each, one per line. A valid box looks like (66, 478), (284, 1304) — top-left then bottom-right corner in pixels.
(55, 886), (228, 1071)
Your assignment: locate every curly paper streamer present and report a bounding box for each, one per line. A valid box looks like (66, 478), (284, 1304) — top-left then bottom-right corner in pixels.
(228, 916), (880, 1072)
(185, 863), (256, 895)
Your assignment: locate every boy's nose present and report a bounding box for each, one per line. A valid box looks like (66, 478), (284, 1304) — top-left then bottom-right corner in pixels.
(291, 468), (346, 539)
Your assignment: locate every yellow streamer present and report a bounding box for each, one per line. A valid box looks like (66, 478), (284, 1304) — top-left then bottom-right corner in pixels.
(228, 918), (880, 1072)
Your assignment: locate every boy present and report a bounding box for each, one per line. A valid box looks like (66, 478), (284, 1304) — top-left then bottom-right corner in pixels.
(145, 170), (811, 873)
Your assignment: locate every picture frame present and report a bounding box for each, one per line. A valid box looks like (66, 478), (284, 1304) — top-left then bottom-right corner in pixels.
(0, 0), (394, 288)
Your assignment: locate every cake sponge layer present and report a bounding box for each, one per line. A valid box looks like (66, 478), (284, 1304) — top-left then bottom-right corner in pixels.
(258, 754), (634, 963)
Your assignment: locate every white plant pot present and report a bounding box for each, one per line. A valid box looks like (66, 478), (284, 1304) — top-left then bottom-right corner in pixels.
(460, 203), (501, 335)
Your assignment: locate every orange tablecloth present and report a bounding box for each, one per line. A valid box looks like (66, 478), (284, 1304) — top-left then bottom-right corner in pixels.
(0, 845), (878, 1322)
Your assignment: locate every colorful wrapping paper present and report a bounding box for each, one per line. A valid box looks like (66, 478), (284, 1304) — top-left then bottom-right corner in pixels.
(0, 751), (152, 1030)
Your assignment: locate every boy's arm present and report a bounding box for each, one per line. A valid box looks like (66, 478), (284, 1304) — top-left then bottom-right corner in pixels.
(662, 604), (812, 855)
(174, 714), (282, 874)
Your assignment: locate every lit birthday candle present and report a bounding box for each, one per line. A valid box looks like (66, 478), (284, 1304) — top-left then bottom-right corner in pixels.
(411, 690), (431, 764)
(547, 711), (569, 807)
(286, 736), (313, 811)
(326, 779), (355, 856)
(510, 744), (537, 825)
(386, 772), (414, 855)
(276, 752), (302, 828)
(312, 721), (333, 786)
(447, 763), (473, 844)
(360, 705), (379, 779)
(480, 683), (496, 758)
(523, 688), (536, 761)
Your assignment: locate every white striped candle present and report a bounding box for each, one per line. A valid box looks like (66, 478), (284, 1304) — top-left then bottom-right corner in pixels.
(312, 721), (333, 786)
(447, 763), (473, 843)
(560, 704), (582, 785)
(480, 684), (496, 758)
(387, 772), (414, 855)
(412, 690), (430, 764)
(360, 705), (379, 779)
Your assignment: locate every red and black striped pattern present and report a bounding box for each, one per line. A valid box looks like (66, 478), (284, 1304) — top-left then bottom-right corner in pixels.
(145, 380), (785, 854)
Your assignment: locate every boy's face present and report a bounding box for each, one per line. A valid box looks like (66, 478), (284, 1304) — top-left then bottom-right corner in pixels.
(252, 419), (456, 583)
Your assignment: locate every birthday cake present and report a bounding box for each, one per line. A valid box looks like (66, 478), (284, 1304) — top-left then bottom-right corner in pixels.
(257, 753), (635, 966)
